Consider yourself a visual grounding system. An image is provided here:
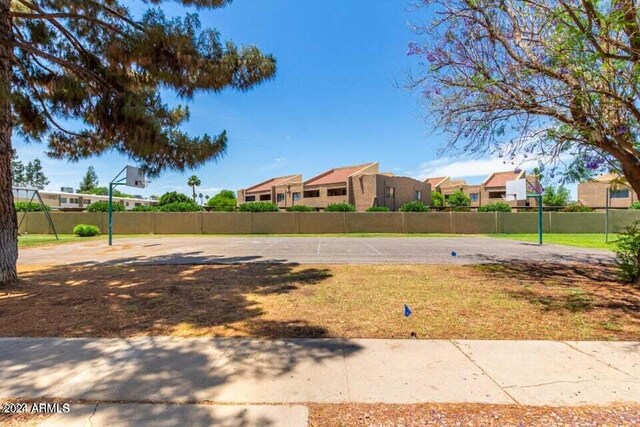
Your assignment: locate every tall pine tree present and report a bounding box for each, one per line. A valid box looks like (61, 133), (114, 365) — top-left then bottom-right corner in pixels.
(78, 166), (98, 193)
(0, 0), (276, 284)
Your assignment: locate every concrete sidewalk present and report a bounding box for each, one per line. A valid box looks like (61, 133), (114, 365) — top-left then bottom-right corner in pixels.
(1, 338), (639, 407)
(38, 404), (308, 427)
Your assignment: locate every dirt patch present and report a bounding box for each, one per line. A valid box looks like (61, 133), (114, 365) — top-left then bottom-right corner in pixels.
(2, 263), (639, 340)
(308, 403), (640, 426)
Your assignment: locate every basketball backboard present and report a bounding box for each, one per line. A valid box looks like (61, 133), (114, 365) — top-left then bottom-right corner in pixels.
(506, 178), (527, 201)
(126, 166), (146, 188)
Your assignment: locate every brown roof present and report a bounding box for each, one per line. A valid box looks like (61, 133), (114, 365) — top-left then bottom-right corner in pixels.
(304, 163), (377, 186)
(425, 176), (448, 187)
(442, 179), (467, 188)
(245, 175), (300, 194)
(483, 170), (525, 188)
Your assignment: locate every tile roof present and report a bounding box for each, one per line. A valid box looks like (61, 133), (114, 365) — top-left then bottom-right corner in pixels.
(425, 176), (448, 187)
(484, 170), (525, 188)
(442, 179), (468, 188)
(245, 175), (300, 193)
(304, 163), (377, 186)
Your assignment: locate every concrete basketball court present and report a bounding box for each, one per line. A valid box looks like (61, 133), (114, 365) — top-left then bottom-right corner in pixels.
(18, 235), (613, 267)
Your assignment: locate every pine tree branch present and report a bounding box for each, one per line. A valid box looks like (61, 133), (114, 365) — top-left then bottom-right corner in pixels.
(8, 11), (129, 38)
(10, 31), (115, 92)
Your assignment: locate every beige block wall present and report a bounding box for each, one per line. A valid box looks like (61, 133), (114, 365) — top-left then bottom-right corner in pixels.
(402, 212), (451, 233)
(113, 212), (154, 234)
(154, 212), (202, 234)
(451, 213), (496, 234)
(299, 212), (346, 233)
(20, 211), (640, 235)
(250, 212), (297, 234)
(203, 212), (251, 234)
(345, 212), (404, 233)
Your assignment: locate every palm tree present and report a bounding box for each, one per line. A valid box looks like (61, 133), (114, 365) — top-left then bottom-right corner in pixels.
(187, 175), (201, 201)
(198, 193), (204, 205)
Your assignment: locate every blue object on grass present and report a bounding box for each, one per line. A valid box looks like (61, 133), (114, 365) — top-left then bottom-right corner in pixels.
(451, 251), (457, 257)
(404, 304), (412, 317)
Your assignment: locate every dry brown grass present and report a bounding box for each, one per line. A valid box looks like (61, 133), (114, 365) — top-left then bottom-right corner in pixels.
(2, 262), (639, 340)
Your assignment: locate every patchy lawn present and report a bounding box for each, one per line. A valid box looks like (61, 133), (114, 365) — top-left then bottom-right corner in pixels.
(3, 263), (639, 340)
(308, 403), (640, 426)
(488, 233), (618, 250)
(17, 234), (102, 248)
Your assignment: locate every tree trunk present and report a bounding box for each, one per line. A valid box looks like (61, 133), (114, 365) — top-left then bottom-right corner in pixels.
(0, 0), (17, 286)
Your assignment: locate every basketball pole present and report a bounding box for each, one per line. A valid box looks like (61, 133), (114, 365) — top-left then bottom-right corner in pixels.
(108, 166), (127, 246)
(537, 194), (543, 245)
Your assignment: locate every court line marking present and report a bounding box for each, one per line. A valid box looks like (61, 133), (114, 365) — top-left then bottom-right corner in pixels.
(317, 238), (322, 255)
(363, 241), (382, 255)
(257, 239), (283, 255)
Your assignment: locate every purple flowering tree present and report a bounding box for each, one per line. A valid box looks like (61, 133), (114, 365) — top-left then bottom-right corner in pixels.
(409, 0), (640, 191)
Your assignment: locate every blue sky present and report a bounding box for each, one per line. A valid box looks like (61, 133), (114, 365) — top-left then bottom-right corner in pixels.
(13, 0), (550, 198)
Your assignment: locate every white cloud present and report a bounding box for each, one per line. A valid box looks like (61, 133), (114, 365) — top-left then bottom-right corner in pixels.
(412, 156), (539, 181)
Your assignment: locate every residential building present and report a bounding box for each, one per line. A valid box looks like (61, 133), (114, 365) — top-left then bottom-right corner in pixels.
(237, 162), (431, 211)
(578, 174), (638, 209)
(12, 188), (156, 210)
(482, 170), (539, 207)
(237, 175), (303, 209)
(426, 170), (539, 208)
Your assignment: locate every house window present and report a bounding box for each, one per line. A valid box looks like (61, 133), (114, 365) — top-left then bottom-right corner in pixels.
(385, 187), (395, 198)
(328, 187), (347, 197)
(611, 189), (630, 198)
(470, 193), (479, 202)
(292, 193), (301, 202)
(304, 190), (320, 198)
(125, 202), (130, 207)
(415, 190), (422, 201)
(135, 203), (141, 207)
(60, 197), (67, 203)
(276, 193), (285, 202)
(70, 198), (79, 204)
(245, 195), (256, 202)
(489, 191), (506, 199)
(259, 194), (271, 201)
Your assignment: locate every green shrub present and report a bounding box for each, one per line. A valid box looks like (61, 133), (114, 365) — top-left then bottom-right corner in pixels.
(562, 203), (593, 212)
(86, 201), (124, 212)
(614, 221), (640, 283)
(366, 206), (391, 212)
(478, 202), (512, 212)
(431, 191), (445, 208)
(157, 202), (203, 212)
(287, 205), (314, 212)
(238, 202), (280, 212)
(447, 190), (471, 209)
(630, 202), (640, 210)
(15, 202), (50, 212)
(157, 191), (194, 207)
(325, 203), (356, 212)
(399, 201), (430, 212)
(73, 224), (100, 237)
(131, 205), (158, 212)
(207, 190), (237, 211)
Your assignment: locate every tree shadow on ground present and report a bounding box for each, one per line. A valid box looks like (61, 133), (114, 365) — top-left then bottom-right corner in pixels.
(477, 261), (640, 318)
(1, 256), (362, 423)
(2, 256), (333, 338)
(0, 336), (361, 425)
